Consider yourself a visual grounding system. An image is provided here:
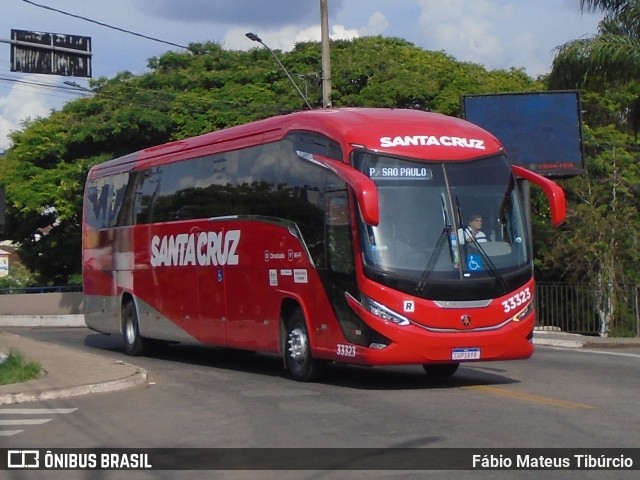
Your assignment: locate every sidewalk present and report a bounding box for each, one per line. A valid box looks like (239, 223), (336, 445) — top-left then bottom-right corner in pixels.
(0, 324), (638, 406)
(532, 328), (640, 349)
(0, 330), (147, 405)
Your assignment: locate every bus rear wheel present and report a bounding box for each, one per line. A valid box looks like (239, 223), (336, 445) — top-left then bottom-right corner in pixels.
(285, 308), (321, 382)
(122, 300), (147, 356)
(422, 363), (459, 378)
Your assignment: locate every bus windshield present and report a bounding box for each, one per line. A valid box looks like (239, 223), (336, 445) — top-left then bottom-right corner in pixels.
(354, 150), (530, 301)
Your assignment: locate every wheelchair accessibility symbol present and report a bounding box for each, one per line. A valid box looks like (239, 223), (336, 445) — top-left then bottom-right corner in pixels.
(466, 254), (483, 272)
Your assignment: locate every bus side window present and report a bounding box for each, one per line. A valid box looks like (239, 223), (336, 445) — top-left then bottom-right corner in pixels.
(277, 142), (326, 266)
(108, 173), (129, 226)
(326, 191), (354, 275)
(112, 171), (140, 227)
(85, 183), (102, 229)
(134, 168), (161, 224)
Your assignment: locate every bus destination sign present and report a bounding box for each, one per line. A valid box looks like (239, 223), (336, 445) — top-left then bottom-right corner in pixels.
(367, 166), (433, 181)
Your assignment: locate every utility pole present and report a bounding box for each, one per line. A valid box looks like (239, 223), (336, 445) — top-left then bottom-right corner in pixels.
(320, 0), (332, 108)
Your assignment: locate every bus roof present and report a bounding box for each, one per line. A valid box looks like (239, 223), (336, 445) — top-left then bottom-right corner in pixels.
(89, 108), (503, 178)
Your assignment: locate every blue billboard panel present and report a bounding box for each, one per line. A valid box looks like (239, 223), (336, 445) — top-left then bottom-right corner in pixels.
(462, 91), (585, 178)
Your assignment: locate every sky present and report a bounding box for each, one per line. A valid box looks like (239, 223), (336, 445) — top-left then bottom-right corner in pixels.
(0, 0), (604, 151)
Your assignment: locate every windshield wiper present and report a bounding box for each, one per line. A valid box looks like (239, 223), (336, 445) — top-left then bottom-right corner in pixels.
(415, 227), (449, 296)
(465, 232), (508, 293)
(416, 193), (459, 294)
(454, 196), (508, 293)
(456, 195), (507, 292)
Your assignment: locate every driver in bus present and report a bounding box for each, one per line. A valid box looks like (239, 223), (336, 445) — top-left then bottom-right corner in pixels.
(459, 214), (487, 244)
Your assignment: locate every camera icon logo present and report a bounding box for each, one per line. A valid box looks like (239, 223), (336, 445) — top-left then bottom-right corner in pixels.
(7, 450), (40, 469)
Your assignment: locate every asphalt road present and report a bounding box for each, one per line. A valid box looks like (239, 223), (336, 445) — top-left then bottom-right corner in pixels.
(2, 327), (640, 479)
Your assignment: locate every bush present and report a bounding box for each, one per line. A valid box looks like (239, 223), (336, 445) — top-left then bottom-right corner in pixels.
(0, 352), (41, 385)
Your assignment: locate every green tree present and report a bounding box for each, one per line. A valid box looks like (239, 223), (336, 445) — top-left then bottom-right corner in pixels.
(533, 88), (640, 335)
(545, 1), (640, 336)
(0, 259), (36, 290)
(0, 74), (175, 285)
(0, 37), (541, 284)
(549, 0), (640, 89)
(325, 36), (539, 115)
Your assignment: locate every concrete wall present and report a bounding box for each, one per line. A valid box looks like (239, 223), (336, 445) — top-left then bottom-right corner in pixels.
(0, 292), (83, 315)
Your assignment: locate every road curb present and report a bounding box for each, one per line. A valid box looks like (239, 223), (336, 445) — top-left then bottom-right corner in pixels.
(0, 366), (148, 405)
(533, 331), (586, 348)
(533, 330), (640, 349)
(0, 315), (85, 327)
(533, 337), (586, 348)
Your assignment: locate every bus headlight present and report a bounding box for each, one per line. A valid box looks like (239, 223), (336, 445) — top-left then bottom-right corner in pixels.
(361, 295), (410, 326)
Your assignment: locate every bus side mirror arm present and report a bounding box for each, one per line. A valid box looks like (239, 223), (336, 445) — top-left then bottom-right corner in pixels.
(330, 163), (379, 226)
(358, 187), (380, 226)
(512, 165), (566, 227)
(304, 155), (379, 226)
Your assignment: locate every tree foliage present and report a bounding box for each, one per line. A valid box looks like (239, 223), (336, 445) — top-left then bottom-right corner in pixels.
(549, 0), (640, 89)
(531, 86), (640, 335)
(541, 1), (640, 335)
(544, 1), (640, 289)
(0, 36), (540, 284)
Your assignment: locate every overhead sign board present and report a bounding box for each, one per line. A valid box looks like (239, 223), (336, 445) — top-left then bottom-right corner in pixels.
(462, 91), (585, 178)
(10, 29), (92, 77)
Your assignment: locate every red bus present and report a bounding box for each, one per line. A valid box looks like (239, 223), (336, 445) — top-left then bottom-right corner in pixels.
(82, 108), (566, 381)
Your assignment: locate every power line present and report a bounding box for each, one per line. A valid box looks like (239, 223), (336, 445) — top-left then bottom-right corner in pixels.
(0, 74), (85, 93)
(0, 74), (265, 114)
(21, 0), (190, 50)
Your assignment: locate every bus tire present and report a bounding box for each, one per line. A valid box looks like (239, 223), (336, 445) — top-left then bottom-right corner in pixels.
(285, 308), (321, 382)
(422, 363), (459, 378)
(122, 300), (147, 356)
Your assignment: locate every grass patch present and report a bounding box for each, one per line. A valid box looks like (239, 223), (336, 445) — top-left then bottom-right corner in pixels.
(0, 352), (42, 385)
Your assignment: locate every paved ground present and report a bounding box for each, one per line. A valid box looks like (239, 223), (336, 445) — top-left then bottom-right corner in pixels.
(1, 321), (638, 405)
(0, 330), (146, 405)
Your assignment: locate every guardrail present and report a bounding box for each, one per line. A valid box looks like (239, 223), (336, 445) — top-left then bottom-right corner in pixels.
(536, 282), (640, 338)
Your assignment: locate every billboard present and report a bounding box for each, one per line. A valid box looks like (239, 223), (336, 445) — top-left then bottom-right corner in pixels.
(462, 91), (585, 178)
(10, 29), (92, 77)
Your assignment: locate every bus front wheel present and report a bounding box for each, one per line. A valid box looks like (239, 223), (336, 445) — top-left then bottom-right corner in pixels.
(422, 363), (459, 378)
(122, 300), (147, 356)
(285, 308), (321, 382)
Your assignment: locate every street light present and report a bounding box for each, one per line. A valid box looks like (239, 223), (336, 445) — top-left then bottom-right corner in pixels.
(245, 32), (312, 110)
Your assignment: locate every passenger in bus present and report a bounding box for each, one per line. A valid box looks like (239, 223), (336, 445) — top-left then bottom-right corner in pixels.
(459, 214), (487, 243)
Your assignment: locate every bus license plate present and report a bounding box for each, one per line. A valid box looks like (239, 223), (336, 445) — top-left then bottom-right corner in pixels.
(452, 348), (480, 360)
